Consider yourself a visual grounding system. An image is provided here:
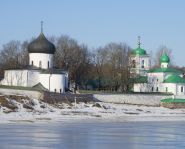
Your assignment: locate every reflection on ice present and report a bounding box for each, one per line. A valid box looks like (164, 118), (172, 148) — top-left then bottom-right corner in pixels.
(0, 121), (185, 149)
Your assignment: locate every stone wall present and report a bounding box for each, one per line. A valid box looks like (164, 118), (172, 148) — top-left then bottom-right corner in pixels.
(0, 88), (96, 104)
(42, 92), (95, 104)
(0, 88), (173, 106)
(93, 94), (172, 106)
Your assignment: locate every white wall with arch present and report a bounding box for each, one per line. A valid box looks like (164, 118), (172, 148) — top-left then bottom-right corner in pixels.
(39, 73), (66, 93)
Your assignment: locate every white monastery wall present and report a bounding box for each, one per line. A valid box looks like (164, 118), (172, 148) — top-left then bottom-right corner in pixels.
(29, 53), (53, 69)
(163, 83), (185, 95)
(94, 94), (171, 106)
(134, 82), (185, 95)
(147, 73), (164, 83)
(27, 71), (40, 86)
(177, 84), (185, 95)
(134, 83), (151, 92)
(163, 83), (176, 95)
(0, 70), (42, 87)
(1, 70), (28, 86)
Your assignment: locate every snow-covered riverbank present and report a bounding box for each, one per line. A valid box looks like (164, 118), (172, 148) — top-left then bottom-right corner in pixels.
(1, 95), (185, 123)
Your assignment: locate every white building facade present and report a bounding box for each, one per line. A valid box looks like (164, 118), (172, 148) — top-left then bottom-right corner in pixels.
(29, 53), (54, 69)
(0, 32), (68, 93)
(130, 36), (151, 76)
(133, 52), (185, 95)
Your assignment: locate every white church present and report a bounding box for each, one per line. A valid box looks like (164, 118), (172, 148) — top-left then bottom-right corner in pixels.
(131, 37), (185, 95)
(0, 27), (68, 93)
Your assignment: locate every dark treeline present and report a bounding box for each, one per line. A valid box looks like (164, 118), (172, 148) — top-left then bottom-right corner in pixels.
(0, 35), (182, 92)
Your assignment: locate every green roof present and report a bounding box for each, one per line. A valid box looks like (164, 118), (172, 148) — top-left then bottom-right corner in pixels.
(163, 75), (185, 83)
(160, 53), (170, 63)
(132, 47), (146, 56)
(129, 76), (147, 83)
(161, 98), (185, 103)
(148, 67), (182, 74)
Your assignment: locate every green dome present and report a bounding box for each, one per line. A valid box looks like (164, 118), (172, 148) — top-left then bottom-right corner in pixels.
(160, 53), (170, 63)
(164, 75), (185, 83)
(132, 47), (146, 55)
(148, 67), (182, 74)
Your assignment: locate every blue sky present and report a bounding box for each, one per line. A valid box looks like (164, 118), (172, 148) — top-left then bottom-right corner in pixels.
(0, 0), (185, 66)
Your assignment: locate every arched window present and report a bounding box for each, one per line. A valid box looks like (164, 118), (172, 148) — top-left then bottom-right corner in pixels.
(141, 60), (144, 68)
(39, 61), (42, 68)
(166, 87), (168, 92)
(181, 86), (184, 93)
(31, 61), (33, 66)
(156, 87), (159, 92)
(54, 89), (57, 92)
(60, 89), (62, 93)
(48, 61), (50, 68)
(151, 87), (154, 92)
(132, 60), (136, 68)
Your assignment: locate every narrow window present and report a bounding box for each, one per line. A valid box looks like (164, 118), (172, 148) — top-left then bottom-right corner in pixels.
(156, 87), (158, 92)
(31, 61), (33, 66)
(181, 86), (184, 92)
(132, 60), (136, 68)
(166, 87), (168, 92)
(39, 61), (42, 68)
(54, 89), (57, 92)
(141, 60), (144, 68)
(60, 89), (62, 93)
(151, 87), (154, 92)
(48, 61), (50, 68)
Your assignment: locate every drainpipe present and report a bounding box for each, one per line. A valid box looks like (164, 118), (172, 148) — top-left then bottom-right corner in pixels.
(49, 73), (52, 91)
(27, 71), (28, 86)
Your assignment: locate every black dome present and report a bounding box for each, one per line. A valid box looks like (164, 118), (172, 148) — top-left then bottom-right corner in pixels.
(28, 33), (56, 54)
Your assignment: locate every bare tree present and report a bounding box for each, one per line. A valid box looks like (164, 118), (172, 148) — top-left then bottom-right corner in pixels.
(55, 35), (91, 88)
(0, 41), (21, 69)
(19, 41), (29, 67)
(92, 47), (108, 90)
(104, 42), (131, 92)
(0, 40), (29, 78)
(92, 42), (131, 92)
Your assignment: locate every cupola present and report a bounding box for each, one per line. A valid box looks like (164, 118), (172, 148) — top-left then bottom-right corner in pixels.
(132, 36), (147, 56)
(160, 53), (170, 63)
(160, 52), (170, 68)
(28, 21), (55, 69)
(28, 21), (55, 54)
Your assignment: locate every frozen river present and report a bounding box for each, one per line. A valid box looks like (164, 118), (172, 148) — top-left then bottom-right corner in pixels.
(0, 119), (185, 149)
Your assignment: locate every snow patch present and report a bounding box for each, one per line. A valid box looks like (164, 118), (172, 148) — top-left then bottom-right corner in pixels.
(1, 95), (185, 123)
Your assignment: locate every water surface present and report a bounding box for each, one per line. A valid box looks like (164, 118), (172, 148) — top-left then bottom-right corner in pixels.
(0, 119), (185, 149)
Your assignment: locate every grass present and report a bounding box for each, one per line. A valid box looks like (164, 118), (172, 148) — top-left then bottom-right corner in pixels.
(161, 98), (185, 103)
